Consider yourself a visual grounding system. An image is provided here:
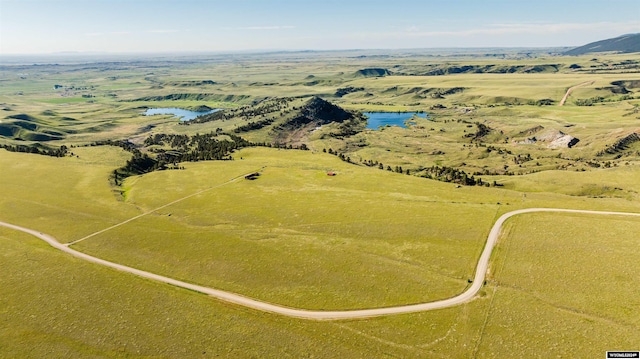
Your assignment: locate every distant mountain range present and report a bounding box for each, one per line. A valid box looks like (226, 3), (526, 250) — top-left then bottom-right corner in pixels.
(565, 33), (640, 55)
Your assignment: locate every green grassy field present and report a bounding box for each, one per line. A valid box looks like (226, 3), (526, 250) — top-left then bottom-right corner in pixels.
(2, 146), (639, 357)
(480, 212), (640, 358)
(2, 50), (640, 357)
(0, 147), (138, 240)
(73, 147), (501, 309)
(1, 227), (416, 358)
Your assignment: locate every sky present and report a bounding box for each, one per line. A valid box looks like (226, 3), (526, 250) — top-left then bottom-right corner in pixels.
(1, 0), (639, 54)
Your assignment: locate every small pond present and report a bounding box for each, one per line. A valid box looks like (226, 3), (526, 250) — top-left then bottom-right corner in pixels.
(143, 107), (221, 121)
(364, 112), (428, 129)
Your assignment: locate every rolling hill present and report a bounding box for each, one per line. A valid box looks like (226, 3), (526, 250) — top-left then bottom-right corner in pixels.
(565, 33), (640, 55)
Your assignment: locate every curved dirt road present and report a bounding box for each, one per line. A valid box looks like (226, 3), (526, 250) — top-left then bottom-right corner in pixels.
(2, 208), (639, 320)
(559, 81), (594, 106)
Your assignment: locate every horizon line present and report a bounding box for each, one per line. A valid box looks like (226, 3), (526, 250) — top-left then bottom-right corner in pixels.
(0, 45), (575, 57)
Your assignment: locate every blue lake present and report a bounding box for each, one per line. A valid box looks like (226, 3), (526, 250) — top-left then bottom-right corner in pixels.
(143, 107), (221, 121)
(364, 112), (428, 129)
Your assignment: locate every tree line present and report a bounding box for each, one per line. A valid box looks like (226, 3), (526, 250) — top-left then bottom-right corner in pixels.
(113, 132), (255, 185)
(0, 143), (68, 157)
(323, 147), (495, 186)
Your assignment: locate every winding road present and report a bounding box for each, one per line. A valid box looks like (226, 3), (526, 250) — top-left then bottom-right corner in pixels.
(1, 208), (639, 320)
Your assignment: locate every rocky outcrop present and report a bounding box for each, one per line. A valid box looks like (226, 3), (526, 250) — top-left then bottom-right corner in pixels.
(519, 129), (579, 149)
(597, 132), (640, 156)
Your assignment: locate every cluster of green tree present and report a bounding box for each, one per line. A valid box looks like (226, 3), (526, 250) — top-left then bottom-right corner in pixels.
(234, 118), (275, 133)
(267, 142), (309, 150)
(53, 85), (95, 91)
(184, 110), (227, 124)
(323, 148), (351, 163)
(512, 153), (533, 164)
(464, 122), (492, 141)
(526, 98), (554, 106)
(479, 145), (513, 155)
(324, 148), (414, 175)
(180, 133), (252, 161)
(321, 148), (502, 187)
(113, 133), (257, 185)
(86, 139), (137, 152)
(131, 93), (251, 103)
(188, 98), (293, 125)
(574, 96), (605, 106)
(143, 133), (191, 149)
(236, 98), (293, 119)
(576, 94), (635, 106)
(421, 165), (481, 186)
(332, 118), (367, 139)
(361, 158), (382, 167)
(0, 143), (68, 157)
(473, 168), (515, 176)
(389, 165), (410, 175)
(361, 156), (408, 174)
(113, 150), (159, 186)
(271, 116), (309, 132)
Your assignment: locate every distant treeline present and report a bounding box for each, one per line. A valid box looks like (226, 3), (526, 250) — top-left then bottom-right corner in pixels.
(421, 165), (484, 186)
(0, 143), (68, 157)
(86, 139), (137, 151)
(324, 147), (494, 187)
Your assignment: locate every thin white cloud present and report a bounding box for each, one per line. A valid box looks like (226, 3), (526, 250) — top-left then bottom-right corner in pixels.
(85, 31), (130, 37)
(397, 21), (640, 38)
(235, 25), (296, 30)
(85, 30), (180, 38)
(146, 29), (180, 34)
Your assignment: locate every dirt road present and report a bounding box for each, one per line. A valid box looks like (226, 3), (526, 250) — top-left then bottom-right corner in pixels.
(559, 81), (594, 106)
(2, 207), (638, 320)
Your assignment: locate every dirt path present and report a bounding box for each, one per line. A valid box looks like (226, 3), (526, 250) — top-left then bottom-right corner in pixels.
(2, 207), (639, 320)
(66, 168), (264, 246)
(559, 81), (594, 106)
